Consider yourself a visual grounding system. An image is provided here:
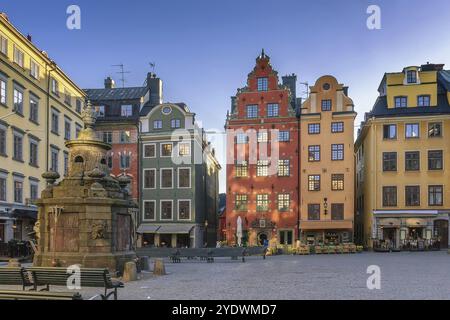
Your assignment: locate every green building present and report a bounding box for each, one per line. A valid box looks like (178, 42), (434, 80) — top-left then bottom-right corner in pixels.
(138, 103), (220, 248)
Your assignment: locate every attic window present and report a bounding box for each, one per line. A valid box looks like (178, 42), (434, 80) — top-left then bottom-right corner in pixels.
(407, 70), (417, 84)
(74, 156), (84, 163)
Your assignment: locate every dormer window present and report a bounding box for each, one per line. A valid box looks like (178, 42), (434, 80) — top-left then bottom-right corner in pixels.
(418, 95), (431, 107)
(407, 70), (417, 84)
(257, 77), (268, 92)
(394, 96), (407, 108)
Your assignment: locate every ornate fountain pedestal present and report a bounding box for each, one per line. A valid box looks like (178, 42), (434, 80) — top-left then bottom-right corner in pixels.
(33, 102), (137, 272)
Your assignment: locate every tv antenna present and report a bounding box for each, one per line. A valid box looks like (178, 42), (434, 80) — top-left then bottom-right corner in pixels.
(299, 81), (309, 99)
(112, 64), (131, 88)
(149, 62), (156, 73)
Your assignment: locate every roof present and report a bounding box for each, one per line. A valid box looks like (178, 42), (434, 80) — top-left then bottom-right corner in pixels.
(84, 87), (148, 101)
(439, 70), (450, 91)
(139, 102), (191, 117)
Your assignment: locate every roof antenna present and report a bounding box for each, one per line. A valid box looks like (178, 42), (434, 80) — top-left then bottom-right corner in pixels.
(112, 63), (131, 88)
(149, 62), (156, 73)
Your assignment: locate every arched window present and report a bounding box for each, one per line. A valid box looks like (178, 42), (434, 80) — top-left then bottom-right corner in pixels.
(74, 155), (84, 163)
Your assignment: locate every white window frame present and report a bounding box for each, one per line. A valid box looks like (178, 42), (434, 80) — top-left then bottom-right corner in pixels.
(121, 104), (133, 117)
(0, 77), (7, 105)
(177, 167), (191, 189)
(142, 200), (156, 221)
(178, 142), (191, 157)
(0, 34), (8, 56)
(160, 199), (173, 221)
(30, 59), (40, 79)
(160, 168), (173, 189)
(13, 45), (24, 67)
(143, 143), (156, 158)
(178, 199), (191, 221)
(143, 168), (156, 189)
(160, 142), (173, 158)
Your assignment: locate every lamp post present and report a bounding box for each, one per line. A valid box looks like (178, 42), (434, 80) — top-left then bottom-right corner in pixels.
(204, 220), (209, 248)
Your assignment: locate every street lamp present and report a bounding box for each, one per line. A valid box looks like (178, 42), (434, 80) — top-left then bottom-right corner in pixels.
(204, 220), (209, 248)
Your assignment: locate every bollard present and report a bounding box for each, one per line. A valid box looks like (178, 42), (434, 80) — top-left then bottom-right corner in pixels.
(122, 261), (138, 282)
(153, 258), (166, 276)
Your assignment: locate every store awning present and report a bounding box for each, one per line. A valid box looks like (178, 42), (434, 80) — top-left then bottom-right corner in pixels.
(157, 224), (195, 234)
(137, 225), (160, 233)
(11, 209), (37, 220)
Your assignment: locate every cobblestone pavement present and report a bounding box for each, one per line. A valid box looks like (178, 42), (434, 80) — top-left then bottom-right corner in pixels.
(1, 251), (449, 300)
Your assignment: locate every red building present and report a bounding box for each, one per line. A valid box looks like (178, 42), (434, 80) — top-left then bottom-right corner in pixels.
(225, 50), (300, 247)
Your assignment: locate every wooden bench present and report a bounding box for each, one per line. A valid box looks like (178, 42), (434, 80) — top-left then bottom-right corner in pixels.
(176, 248), (211, 262)
(0, 290), (82, 300)
(27, 267), (123, 300)
(244, 246), (268, 259)
(136, 247), (180, 262)
(0, 267), (34, 290)
(210, 248), (246, 262)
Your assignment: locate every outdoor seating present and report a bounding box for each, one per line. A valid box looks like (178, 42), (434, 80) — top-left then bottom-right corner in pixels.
(0, 290), (83, 300)
(0, 267), (34, 290)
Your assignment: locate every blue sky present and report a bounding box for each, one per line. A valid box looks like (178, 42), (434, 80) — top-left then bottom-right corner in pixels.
(3, 0), (450, 192)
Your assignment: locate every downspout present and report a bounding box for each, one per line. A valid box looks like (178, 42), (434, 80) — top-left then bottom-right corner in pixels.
(297, 102), (301, 242)
(45, 62), (56, 172)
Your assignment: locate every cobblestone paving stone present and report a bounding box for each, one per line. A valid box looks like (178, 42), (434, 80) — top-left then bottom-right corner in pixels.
(1, 252), (449, 300)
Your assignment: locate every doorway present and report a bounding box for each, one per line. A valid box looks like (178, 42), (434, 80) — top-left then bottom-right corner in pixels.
(434, 220), (449, 249)
(383, 228), (397, 249)
(279, 230), (293, 245)
(258, 232), (268, 246)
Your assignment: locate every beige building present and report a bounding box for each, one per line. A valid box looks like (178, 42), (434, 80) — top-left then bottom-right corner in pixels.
(0, 13), (85, 244)
(299, 75), (356, 245)
(355, 63), (450, 251)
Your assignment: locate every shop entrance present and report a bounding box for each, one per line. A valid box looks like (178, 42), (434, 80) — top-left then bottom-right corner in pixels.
(159, 234), (172, 247)
(177, 234), (190, 248)
(258, 232), (268, 246)
(279, 230), (293, 245)
(0, 223), (4, 243)
(408, 227), (424, 240)
(382, 228), (397, 248)
(434, 220), (449, 249)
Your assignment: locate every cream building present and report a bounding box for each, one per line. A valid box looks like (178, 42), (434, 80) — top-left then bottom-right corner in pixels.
(0, 13), (85, 244)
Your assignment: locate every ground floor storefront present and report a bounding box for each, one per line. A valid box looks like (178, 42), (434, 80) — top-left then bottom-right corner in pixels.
(0, 205), (37, 244)
(137, 223), (204, 248)
(299, 220), (354, 245)
(372, 210), (449, 251)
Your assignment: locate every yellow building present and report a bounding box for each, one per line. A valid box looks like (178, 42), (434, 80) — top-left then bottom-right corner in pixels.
(0, 13), (85, 244)
(300, 76), (356, 245)
(355, 63), (450, 251)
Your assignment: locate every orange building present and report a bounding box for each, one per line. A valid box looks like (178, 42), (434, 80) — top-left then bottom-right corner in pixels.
(299, 76), (356, 245)
(225, 50), (300, 246)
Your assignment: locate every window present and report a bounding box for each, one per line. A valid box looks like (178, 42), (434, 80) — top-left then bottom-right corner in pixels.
(51, 78), (59, 95)
(95, 106), (105, 117)
(121, 105), (133, 117)
(246, 105), (258, 118)
(308, 204), (320, 220)
(257, 160), (269, 177)
(407, 70), (417, 84)
(277, 160), (290, 177)
(161, 169), (173, 188)
(0, 127), (6, 155)
(278, 131), (290, 142)
(29, 140), (38, 167)
(51, 110), (59, 134)
(14, 180), (23, 203)
(29, 96), (39, 123)
(75, 99), (82, 113)
(257, 77), (268, 91)
(331, 144), (344, 161)
(429, 186), (443, 206)
(0, 176), (6, 201)
(64, 89), (71, 106)
(102, 132), (112, 144)
(50, 147), (59, 172)
(13, 87), (23, 114)
(160, 201), (173, 220)
(383, 152), (397, 171)
(277, 194), (290, 211)
(308, 175), (320, 191)
(405, 186), (420, 206)
(331, 204), (344, 221)
(267, 103), (279, 117)
(171, 119), (181, 128)
(120, 153), (130, 169)
(30, 60), (39, 79)
(64, 119), (71, 140)
(321, 99), (332, 111)
(308, 123), (320, 134)
(418, 95), (430, 107)
(308, 145), (320, 162)
(383, 124), (397, 139)
(30, 183), (39, 201)
(0, 34), (7, 55)
(178, 143), (190, 156)
(107, 155), (113, 169)
(383, 186), (397, 207)
(331, 122), (344, 133)
(13, 46), (24, 67)
(428, 123), (442, 138)
(178, 200), (191, 220)
(428, 150), (443, 170)
(161, 143), (172, 157)
(144, 144), (155, 158)
(120, 131), (131, 143)
(236, 133), (248, 144)
(75, 124), (82, 138)
(178, 168), (191, 188)
(0, 78), (6, 105)
(143, 169), (155, 189)
(405, 123), (419, 138)
(143, 201), (155, 220)
(405, 151), (420, 171)
(235, 194), (248, 211)
(257, 131), (268, 143)
(235, 161), (248, 177)
(256, 194), (269, 211)
(395, 96), (407, 108)
(13, 133), (23, 161)
(331, 174), (344, 191)
(153, 120), (162, 129)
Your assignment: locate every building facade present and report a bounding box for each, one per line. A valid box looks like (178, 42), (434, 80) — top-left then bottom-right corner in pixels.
(0, 13), (85, 243)
(225, 50), (300, 247)
(355, 63), (450, 250)
(300, 76), (356, 245)
(138, 103), (220, 248)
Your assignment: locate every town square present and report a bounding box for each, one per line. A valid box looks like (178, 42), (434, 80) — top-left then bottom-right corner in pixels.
(0, 0), (449, 304)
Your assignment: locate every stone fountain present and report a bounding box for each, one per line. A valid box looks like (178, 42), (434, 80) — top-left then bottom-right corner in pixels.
(33, 101), (137, 272)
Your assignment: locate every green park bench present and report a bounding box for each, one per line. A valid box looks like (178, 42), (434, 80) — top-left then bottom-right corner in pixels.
(26, 267), (123, 300)
(0, 290), (82, 300)
(0, 267), (34, 290)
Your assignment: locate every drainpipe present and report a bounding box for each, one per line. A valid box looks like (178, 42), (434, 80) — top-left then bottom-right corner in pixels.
(45, 62), (56, 172)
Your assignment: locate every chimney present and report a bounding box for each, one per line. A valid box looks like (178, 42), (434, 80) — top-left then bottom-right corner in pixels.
(146, 72), (163, 105)
(104, 76), (115, 89)
(27, 34), (32, 42)
(282, 74), (297, 109)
